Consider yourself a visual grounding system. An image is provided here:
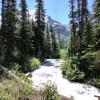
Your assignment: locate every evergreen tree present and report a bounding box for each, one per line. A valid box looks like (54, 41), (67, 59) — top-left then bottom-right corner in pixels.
(69, 0), (77, 57)
(45, 24), (52, 58)
(84, 15), (94, 51)
(93, 0), (100, 50)
(0, 0), (16, 66)
(20, 0), (30, 55)
(32, 19), (35, 31)
(69, 0), (92, 55)
(68, 0), (94, 70)
(57, 31), (65, 49)
(60, 37), (65, 49)
(50, 26), (59, 58)
(0, 0), (7, 64)
(94, 0), (100, 23)
(58, 31), (61, 49)
(18, 0), (34, 71)
(80, 0), (89, 53)
(34, 0), (45, 58)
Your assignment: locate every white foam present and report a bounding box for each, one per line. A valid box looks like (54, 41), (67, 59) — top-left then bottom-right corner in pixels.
(30, 59), (100, 100)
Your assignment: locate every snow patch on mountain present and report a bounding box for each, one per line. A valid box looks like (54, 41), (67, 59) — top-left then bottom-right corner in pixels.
(45, 16), (69, 39)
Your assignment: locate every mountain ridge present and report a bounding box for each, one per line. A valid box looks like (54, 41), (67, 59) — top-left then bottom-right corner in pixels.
(45, 16), (69, 40)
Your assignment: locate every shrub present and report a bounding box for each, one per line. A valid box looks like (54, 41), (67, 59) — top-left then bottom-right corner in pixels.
(40, 83), (61, 100)
(61, 59), (85, 81)
(29, 57), (41, 71)
(0, 71), (34, 100)
(91, 78), (100, 88)
(80, 51), (100, 77)
(11, 68), (32, 84)
(80, 51), (100, 87)
(20, 57), (41, 73)
(59, 49), (67, 59)
(0, 79), (33, 100)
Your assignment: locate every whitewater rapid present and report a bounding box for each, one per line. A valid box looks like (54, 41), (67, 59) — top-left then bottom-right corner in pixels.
(30, 59), (100, 100)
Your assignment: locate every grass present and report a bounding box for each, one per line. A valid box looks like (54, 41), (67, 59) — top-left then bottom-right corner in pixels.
(0, 68), (34, 100)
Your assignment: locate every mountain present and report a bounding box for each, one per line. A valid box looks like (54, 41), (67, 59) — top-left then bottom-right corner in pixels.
(16, 10), (70, 41)
(45, 16), (70, 40)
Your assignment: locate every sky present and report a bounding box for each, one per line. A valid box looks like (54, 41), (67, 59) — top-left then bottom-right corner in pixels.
(27, 0), (94, 25)
(0, 0), (95, 25)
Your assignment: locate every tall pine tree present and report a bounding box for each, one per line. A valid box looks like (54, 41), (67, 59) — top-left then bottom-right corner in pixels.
(68, 0), (94, 69)
(18, 0), (34, 71)
(93, 0), (100, 50)
(0, 0), (16, 66)
(34, 0), (45, 58)
(69, 0), (77, 57)
(45, 24), (52, 58)
(50, 26), (59, 58)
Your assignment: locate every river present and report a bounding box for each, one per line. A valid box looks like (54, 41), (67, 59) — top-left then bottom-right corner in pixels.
(30, 59), (100, 100)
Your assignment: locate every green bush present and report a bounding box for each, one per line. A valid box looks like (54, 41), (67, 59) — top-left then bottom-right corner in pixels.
(11, 68), (32, 84)
(40, 83), (61, 100)
(29, 57), (41, 71)
(80, 51), (100, 87)
(20, 57), (41, 72)
(59, 49), (67, 59)
(91, 78), (100, 88)
(61, 59), (85, 81)
(80, 51), (100, 76)
(0, 71), (34, 100)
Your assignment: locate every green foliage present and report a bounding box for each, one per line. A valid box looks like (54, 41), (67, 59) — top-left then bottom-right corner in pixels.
(90, 78), (100, 88)
(59, 36), (66, 49)
(94, 23), (100, 50)
(67, 0), (100, 88)
(14, 0), (34, 73)
(45, 24), (53, 58)
(0, 71), (34, 100)
(29, 57), (41, 71)
(19, 0), (34, 55)
(0, 0), (16, 66)
(34, 0), (46, 58)
(19, 57), (40, 73)
(81, 51), (100, 75)
(59, 49), (67, 59)
(11, 67), (32, 84)
(93, 0), (100, 50)
(17, 55), (30, 73)
(76, 51), (100, 87)
(51, 33), (60, 58)
(93, 0), (100, 21)
(61, 59), (85, 81)
(45, 25), (60, 59)
(40, 83), (61, 100)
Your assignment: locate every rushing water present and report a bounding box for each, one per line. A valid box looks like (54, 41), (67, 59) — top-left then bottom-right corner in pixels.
(30, 59), (100, 100)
